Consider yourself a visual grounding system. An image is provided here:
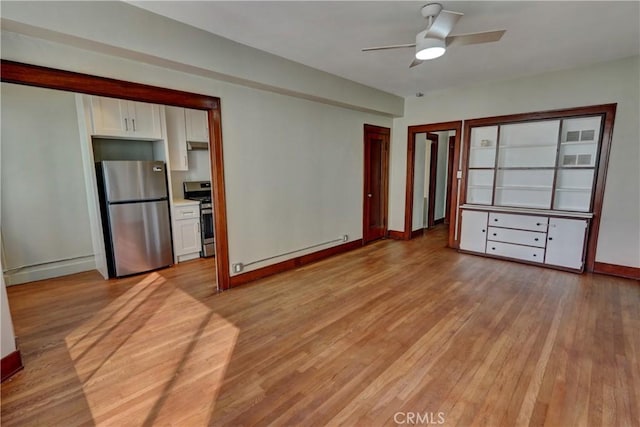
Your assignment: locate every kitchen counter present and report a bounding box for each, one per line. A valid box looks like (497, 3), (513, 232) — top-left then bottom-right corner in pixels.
(172, 198), (199, 206)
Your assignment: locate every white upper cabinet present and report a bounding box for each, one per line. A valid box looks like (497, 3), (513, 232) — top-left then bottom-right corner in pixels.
(185, 109), (209, 143)
(90, 96), (162, 140)
(165, 106), (189, 171)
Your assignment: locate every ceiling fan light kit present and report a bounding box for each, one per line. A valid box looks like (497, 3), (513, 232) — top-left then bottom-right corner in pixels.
(361, 3), (506, 68)
(415, 36), (446, 60)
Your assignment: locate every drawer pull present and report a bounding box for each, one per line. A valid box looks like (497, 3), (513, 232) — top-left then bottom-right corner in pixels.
(548, 237), (553, 241)
(533, 254), (537, 257)
(536, 222), (542, 226)
(534, 238), (539, 241)
(494, 218), (498, 222)
(493, 233), (497, 236)
(491, 247), (496, 250)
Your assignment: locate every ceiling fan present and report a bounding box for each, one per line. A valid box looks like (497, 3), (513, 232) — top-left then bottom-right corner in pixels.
(362, 3), (506, 68)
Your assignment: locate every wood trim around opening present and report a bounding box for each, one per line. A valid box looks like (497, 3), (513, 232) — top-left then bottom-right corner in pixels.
(426, 133), (439, 228)
(1, 350), (23, 382)
(404, 121), (463, 245)
(0, 60), (231, 290)
(459, 104), (617, 273)
(387, 230), (405, 240)
(593, 262), (640, 281)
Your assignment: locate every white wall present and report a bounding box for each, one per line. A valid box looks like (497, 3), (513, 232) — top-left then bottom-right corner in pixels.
(1, 258), (17, 358)
(186, 150), (212, 182)
(0, 1), (403, 118)
(390, 56), (639, 268)
(1, 83), (95, 285)
(1, 31), (392, 276)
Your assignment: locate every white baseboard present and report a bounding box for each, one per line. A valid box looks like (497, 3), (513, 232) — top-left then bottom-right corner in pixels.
(4, 256), (96, 286)
(177, 252), (201, 263)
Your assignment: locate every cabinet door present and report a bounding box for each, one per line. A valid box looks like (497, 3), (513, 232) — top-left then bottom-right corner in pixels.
(544, 218), (588, 270)
(166, 106), (189, 171)
(174, 218), (201, 256)
(185, 108), (209, 143)
(129, 101), (163, 140)
(90, 96), (129, 138)
(460, 210), (488, 253)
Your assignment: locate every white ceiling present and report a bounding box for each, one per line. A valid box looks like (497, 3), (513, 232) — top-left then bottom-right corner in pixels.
(131, 1), (640, 97)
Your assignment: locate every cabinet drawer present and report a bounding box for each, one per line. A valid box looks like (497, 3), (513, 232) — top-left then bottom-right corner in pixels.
(486, 241), (545, 263)
(175, 205), (199, 220)
(487, 227), (546, 248)
(488, 212), (548, 232)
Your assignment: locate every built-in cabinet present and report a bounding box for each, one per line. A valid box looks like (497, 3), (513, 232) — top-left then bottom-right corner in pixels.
(173, 203), (202, 262)
(460, 104), (615, 273)
(90, 96), (163, 140)
(461, 209), (588, 270)
(166, 106), (210, 171)
(466, 116), (601, 212)
(185, 109), (209, 143)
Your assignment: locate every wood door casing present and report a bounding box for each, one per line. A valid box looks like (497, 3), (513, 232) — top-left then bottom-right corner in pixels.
(363, 124), (390, 243)
(445, 135), (456, 225)
(404, 121), (463, 244)
(426, 133), (439, 228)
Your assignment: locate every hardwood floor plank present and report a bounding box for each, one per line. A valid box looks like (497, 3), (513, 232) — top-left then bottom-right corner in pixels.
(2, 227), (639, 426)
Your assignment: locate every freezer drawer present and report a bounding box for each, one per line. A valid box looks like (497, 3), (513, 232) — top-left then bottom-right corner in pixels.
(108, 200), (172, 277)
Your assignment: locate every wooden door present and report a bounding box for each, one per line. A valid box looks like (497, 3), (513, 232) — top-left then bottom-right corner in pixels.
(363, 124), (390, 243)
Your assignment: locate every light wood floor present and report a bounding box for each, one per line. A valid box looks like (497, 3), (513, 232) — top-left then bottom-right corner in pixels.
(2, 226), (639, 426)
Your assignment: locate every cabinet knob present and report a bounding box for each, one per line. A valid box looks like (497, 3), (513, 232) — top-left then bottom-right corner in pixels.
(491, 247), (496, 250)
(482, 229), (486, 233)
(534, 238), (539, 241)
(549, 237), (553, 241)
(533, 254), (537, 257)
(494, 218), (498, 222)
(536, 223), (541, 226)
(492, 233), (497, 236)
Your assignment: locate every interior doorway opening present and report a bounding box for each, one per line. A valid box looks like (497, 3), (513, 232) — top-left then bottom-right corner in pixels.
(404, 121), (462, 246)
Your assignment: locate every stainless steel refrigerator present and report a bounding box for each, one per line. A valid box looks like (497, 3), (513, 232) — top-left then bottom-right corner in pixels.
(96, 161), (173, 278)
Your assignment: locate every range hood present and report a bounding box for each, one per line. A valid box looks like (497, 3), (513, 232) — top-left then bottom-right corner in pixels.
(187, 141), (209, 151)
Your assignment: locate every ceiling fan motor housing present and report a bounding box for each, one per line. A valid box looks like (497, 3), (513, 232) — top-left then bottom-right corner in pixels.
(421, 3), (443, 19)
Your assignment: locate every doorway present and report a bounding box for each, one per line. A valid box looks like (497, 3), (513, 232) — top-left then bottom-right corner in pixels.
(404, 121), (462, 246)
(1, 60), (230, 290)
(363, 124), (390, 243)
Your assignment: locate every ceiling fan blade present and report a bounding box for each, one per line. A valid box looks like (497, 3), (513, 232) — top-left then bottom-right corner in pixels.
(425, 10), (463, 39)
(446, 30), (506, 47)
(409, 58), (424, 68)
(362, 43), (416, 52)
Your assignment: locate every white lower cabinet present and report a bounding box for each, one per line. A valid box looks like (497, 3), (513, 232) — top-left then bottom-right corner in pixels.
(460, 210), (488, 253)
(173, 204), (201, 262)
(460, 208), (589, 272)
(486, 241), (545, 263)
(544, 218), (588, 269)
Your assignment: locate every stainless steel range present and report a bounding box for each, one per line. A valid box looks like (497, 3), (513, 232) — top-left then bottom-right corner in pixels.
(183, 181), (215, 258)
